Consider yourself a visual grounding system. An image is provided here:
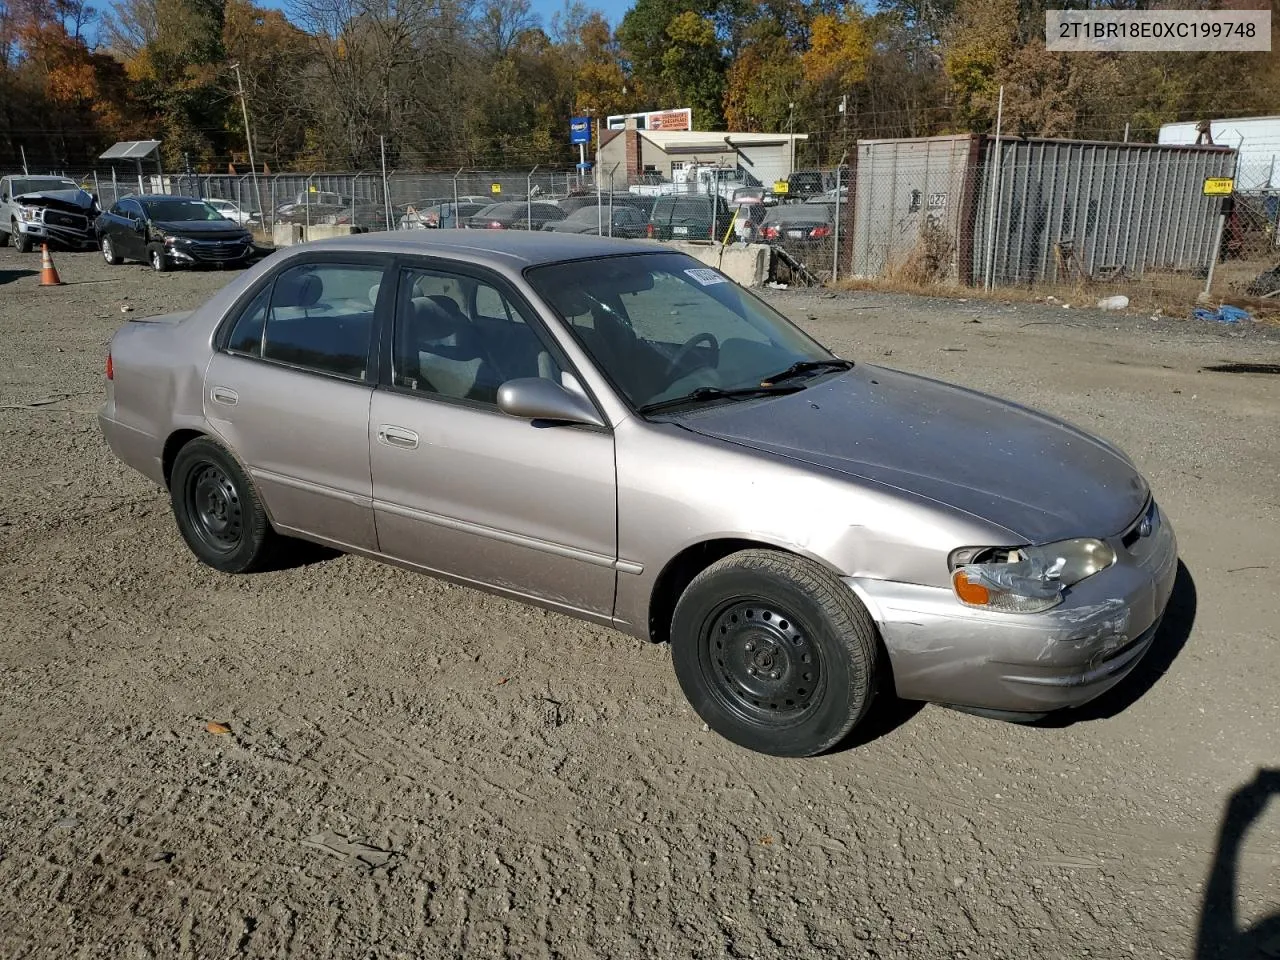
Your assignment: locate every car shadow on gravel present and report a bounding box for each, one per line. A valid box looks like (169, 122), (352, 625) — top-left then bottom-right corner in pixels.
(840, 695), (926, 751)
(1195, 768), (1280, 960)
(0, 269), (37, 285)
(261, 538), (343, 571)
(1035, 559), (1197, 728)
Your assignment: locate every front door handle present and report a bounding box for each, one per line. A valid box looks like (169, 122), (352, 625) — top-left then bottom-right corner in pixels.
(377, 424), (419, 449)
(210, 386), (238, 406)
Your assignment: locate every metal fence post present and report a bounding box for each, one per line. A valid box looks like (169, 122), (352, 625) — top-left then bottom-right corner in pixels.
(527, 164), (539, 230)
(832, 152), (847, 282)
(453, 168), (463, 229)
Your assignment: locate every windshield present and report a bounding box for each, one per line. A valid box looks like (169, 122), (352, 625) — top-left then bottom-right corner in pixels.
(12, 178), (77, 196)
(526, 252), (837, 412)
(143, 199), (229, 221)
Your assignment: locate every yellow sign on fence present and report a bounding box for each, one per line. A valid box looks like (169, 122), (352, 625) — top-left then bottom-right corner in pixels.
(772, 180), (789, 195)
(490, 183), (502, 194)
(1203, 177), (1234, 196)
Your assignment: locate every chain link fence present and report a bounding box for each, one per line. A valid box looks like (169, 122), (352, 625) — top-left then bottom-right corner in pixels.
(64, 141), (1280, 303)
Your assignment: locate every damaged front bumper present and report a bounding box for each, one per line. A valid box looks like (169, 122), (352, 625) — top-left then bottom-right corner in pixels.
(845, 503), (1178, 717)
(17, 219), (97, 248)
(12, 189), (99, 249)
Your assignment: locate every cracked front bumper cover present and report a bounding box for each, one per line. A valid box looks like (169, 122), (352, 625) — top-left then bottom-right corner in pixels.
(845, 507), (1178, 715)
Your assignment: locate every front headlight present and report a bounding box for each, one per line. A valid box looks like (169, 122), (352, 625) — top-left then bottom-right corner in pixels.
(19, 205), (43, 221)
(948, 539), (1116, 613)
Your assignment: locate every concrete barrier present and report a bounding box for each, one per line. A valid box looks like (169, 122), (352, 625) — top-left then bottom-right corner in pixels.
(303, 224), (359, 242)
(271, 223), (360, 246)
(272, 222), (303, 247)
(665, 241), (771, 287)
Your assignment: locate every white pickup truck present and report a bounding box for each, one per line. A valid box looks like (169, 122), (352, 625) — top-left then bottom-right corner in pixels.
(628, 164), (747, 204)
(0, 173), (100, 251)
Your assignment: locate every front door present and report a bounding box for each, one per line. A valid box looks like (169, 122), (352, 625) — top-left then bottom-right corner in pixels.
(369, 262), (617, 617)
(115, 199), (146, 260)
(205, 258), (388, 551)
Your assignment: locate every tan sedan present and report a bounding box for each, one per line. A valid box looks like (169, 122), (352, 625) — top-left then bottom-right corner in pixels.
(99, 233), (1177, 756)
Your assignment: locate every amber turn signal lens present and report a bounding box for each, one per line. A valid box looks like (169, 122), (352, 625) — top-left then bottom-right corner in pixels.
(952, 569), (990, 606)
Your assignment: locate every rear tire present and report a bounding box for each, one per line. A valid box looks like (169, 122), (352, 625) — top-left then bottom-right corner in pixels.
(170, 437), (276, 573)
(670, 549), (880, 757)
(12, 221), (31, 253)
(101, 236), (121, 265)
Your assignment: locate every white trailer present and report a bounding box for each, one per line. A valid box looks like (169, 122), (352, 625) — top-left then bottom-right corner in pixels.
(1158, 115), (1280, 191)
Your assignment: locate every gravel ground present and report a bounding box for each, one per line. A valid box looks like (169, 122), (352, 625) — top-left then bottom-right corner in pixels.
(1, 246), (1278, 960)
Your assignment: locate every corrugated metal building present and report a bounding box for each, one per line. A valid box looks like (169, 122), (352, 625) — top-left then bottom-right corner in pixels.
(847, 134), (1237, 288)
(848, 135), (980, 282)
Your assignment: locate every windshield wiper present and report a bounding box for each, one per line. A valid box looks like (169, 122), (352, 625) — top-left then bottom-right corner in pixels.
(638, 383), (805, 415)
(759, 358), (854, 385)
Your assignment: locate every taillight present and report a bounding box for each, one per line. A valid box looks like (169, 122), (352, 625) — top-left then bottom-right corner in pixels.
(489, 221), (503, 229)
(105, 351), (113, 380)
(811, 225), (832, 238)
(646, 223), (655, 238)
(762, 227), (779, 240)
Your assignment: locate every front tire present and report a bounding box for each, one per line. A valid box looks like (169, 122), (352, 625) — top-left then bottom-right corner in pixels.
(670, 549), (880, 757)
(148, 243), (168, 272)
(170, 437), (275, 573)
(12, 221), (31, 253)
(101, 236), (121, 265)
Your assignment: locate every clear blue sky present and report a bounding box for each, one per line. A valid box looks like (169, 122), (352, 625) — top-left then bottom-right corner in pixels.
(250, 0), (633, 30)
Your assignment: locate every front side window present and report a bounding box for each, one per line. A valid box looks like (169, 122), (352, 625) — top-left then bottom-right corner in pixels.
(226, 262), (383, 379)
(526, 252), (834, 411)
(393, 267), (561, 404)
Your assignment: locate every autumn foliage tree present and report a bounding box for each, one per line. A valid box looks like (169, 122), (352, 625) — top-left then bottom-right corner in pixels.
(3, 0), (1279, 172)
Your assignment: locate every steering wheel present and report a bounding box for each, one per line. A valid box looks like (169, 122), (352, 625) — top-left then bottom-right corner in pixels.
(664, 332), (720, 382)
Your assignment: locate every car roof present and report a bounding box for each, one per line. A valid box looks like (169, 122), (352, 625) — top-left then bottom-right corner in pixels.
(284, 230), (662, 269)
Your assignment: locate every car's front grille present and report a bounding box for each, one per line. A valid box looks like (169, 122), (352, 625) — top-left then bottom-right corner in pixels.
(44, 211), (88, 229)
(187, 240), (250, 261)
(1121, 497), (1158, 550)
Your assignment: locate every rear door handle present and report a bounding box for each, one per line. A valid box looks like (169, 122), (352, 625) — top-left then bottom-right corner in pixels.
(377, 424), (419, 449)
(210, 386), (238, 406)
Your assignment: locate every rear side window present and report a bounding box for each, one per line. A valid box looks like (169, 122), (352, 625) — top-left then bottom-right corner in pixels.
(225, 262), (384, 379)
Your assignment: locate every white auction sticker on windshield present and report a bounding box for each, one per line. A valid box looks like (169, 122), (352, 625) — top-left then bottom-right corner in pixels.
(685, 268), (727, 286)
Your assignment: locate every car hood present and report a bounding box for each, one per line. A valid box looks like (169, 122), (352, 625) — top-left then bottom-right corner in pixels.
(15, 188), (96, 212)
(152, 220), (248, 236)
(675, 364), (1149, 543)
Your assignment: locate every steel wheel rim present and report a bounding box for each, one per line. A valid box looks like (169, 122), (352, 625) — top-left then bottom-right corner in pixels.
(102, 238), (112, 261)
(185, 462), (243, 552)
(700, 598), (824, 725)
(151, 249), (162, 269)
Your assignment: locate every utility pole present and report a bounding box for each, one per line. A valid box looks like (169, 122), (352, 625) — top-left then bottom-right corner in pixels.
(230, 62), (265, 227)
(788, 101), (796, 176)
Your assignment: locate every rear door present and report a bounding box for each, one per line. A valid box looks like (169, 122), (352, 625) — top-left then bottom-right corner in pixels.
(205, 256), (389, 551)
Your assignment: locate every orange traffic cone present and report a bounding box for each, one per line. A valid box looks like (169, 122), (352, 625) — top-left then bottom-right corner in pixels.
(39, 244), (63, 286)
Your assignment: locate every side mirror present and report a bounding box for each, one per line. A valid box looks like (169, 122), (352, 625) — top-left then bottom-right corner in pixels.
(497, 378), (605, 428)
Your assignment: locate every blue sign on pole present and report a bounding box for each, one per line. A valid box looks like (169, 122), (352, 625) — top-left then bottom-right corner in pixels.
(569, 116), (591, 145)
